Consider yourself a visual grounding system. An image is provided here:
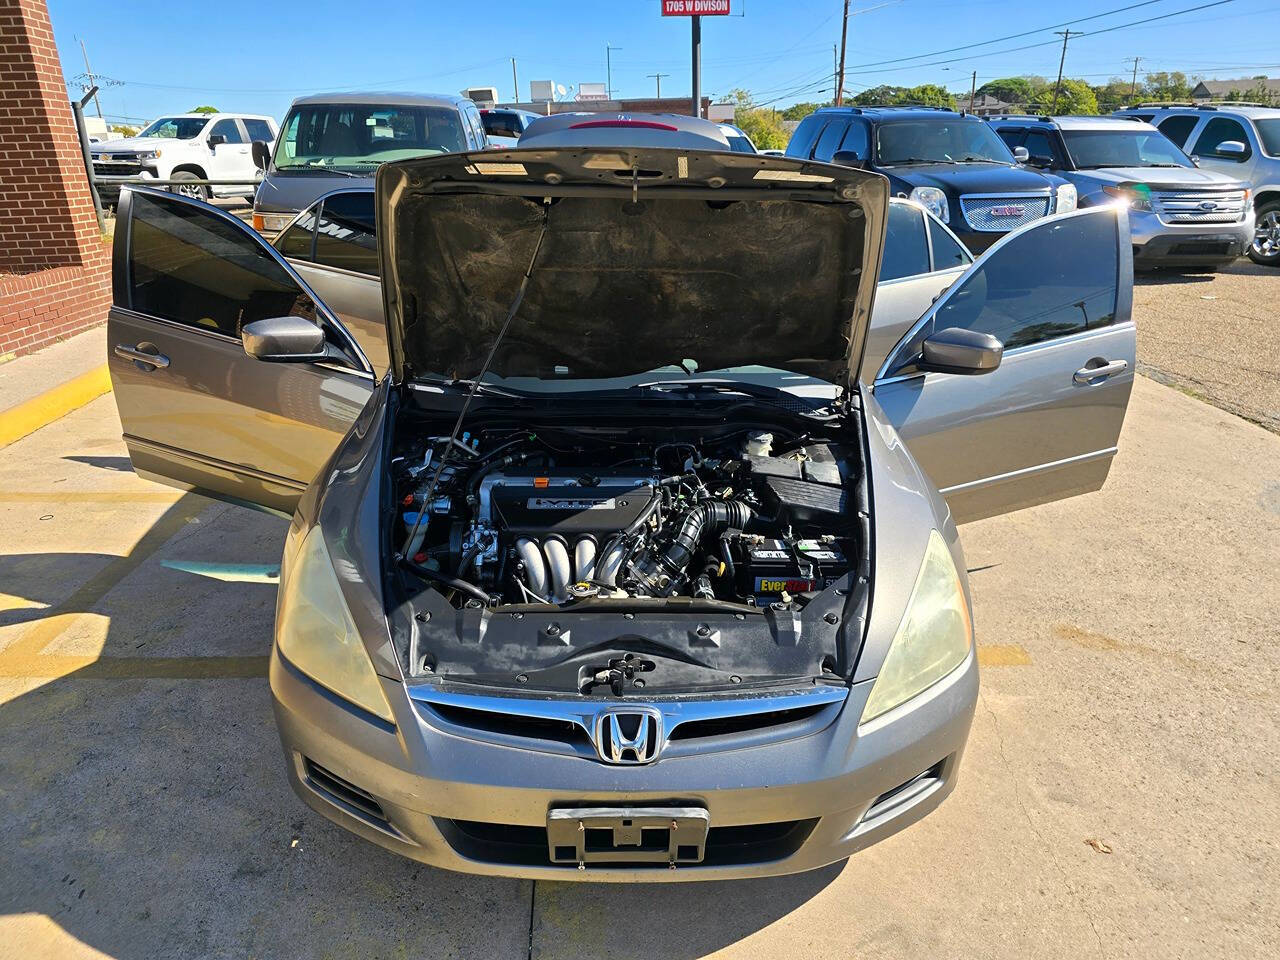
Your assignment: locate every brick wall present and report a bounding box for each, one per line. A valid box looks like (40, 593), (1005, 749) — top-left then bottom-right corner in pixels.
(0, 0), (111, 357)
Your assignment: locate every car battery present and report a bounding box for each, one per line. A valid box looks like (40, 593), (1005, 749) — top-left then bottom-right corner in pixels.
(731, 537), (849, 599)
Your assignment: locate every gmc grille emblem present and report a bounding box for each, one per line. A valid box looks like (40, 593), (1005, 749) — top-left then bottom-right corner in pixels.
(593, 707), (664, 764)
(988, 205), (1026, 217)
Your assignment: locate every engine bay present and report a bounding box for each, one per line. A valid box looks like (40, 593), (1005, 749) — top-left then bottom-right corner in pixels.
(393, 427), (860, 611)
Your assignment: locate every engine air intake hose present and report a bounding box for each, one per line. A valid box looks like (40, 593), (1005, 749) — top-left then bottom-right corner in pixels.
(658, 500), (754, 575)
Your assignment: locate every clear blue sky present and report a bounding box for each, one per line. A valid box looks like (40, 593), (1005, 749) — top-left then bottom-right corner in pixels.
(48, 0), (1280, 126)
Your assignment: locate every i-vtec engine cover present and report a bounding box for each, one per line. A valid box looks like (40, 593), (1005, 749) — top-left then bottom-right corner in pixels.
(479, 471), (657, 537)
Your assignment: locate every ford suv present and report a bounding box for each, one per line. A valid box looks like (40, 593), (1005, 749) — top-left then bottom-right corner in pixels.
(786, 106), (1076, 252)
(91, 112), (276, 204)
(990, 115), (1253, 270)
(1113, 104), (1280, 266)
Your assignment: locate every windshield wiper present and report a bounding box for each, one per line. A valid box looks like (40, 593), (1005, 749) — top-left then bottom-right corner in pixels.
(290, 162), (363, 177)
(955, 155), (1003, 163)
(886, 157), (956, 165)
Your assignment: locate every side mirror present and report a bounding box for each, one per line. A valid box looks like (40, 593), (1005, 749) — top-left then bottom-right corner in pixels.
(1028, 154), (1055, 169)
(251, 140), (271, 171)
(831, 150), (865, 168)
(242, 316), (327, 363)
(1012, 146), (1030, 162)
(919, 327), (1003, 376)
(207, 133), (226, 149)
(1217, 140), (1247, 157)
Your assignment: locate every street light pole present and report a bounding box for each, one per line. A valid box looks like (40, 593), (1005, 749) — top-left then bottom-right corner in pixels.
(691, 16), (702, 117)
(511, 58), (519, 103)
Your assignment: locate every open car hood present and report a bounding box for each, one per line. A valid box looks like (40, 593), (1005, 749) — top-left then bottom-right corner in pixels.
(375, 148), (888, 390)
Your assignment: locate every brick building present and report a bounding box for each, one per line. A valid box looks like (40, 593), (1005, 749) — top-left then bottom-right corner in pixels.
(1, 0), (111, 357)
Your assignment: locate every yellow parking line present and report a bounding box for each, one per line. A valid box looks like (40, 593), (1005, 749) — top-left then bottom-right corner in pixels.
(0, 491), (184, 503)
(0, 655), (269, 680)
(0, 365), (112, 449)
(978, 644), (1033, 667)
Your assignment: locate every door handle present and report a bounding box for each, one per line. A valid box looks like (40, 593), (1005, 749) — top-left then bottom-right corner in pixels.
(1073, 359), (1128, 383)
(115, 344), (170, 369)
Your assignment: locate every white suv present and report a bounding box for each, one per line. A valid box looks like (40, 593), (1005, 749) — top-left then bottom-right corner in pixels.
(92, 112), (277, 204)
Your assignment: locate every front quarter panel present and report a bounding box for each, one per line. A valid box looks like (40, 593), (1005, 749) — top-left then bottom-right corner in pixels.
(855, 387), (969, 686)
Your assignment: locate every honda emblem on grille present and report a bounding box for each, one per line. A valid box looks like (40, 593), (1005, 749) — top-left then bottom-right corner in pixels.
(1199, 201), (1219, 211)
(593, 707), (664, 764)
(989, 205), (1026, 217)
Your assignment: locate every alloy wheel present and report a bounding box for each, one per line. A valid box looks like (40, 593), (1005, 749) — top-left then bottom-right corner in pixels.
(1253, 210), (1280, 262)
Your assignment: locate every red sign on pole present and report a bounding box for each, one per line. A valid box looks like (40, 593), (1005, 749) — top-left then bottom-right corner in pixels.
(662, 0), (730, 15)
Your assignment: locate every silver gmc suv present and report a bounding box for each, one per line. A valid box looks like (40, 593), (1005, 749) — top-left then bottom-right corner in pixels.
(1113, 104), (1280, 266)
(991, 115), (1254, 270)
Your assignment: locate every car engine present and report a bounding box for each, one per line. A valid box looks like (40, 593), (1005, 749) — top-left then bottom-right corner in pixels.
(392, 428), (859, 610)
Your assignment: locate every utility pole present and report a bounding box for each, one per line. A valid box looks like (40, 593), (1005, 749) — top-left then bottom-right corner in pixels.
(691, 17), (702, 117)
(835, 0), (850, 106)
(511, 58), (519, 103)
(607, 43), (621, 101)
(832, 44), (838, 104)
(77, 38), (103, 120)
(1125, 56), (1143, 104)
(647, 72), (669, 98)
(1051, 30), (1082, 114)
(969, 69), (977, 113)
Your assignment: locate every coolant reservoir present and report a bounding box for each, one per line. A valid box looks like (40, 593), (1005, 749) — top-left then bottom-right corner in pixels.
(745, 431), (773, 458)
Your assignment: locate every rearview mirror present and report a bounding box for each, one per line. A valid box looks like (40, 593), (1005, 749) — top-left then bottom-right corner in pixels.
(242, 316), (327, 362)
(831, 150), (865, 168)
(919, 327), (1003, 375)
(251, 139), (271, 171)
(1012, 146), (1030, 162)
(207, 133), (226, 148)
(1217, 140), (1247, 157)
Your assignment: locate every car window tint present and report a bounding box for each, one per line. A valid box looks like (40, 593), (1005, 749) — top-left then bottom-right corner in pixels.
(243, 118), (274, 142)
(1155, 114), (1198, 147)
(996, 127), (1024, 150)
(482, 111), (522, 139)
(880, 203), (930, 281)
(1023, 130), (1058, 165)
(784, 114), (825, 158)
(839, 120), (869, 159)
(128, 192), (317, 337)
(313, 192), (379, 276)
(276, 209), (317, 261)
(928, 212), (1118, 351)
(209, 118), (245, 144)
(812, 121), (848, 162)
(928, 218), (971, 271)
(1192, 117), (1252, 160)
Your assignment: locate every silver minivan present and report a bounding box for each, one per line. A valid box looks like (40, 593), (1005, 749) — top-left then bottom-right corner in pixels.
(107, 148), (1134, 880)
(251, 92), (489, 236)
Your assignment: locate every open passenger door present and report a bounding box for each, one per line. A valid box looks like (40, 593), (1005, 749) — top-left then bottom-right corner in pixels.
(107, 188), (375, 515)
(871, 207), (1136, 523)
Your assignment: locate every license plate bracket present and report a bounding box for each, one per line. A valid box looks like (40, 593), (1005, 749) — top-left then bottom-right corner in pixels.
(547, 806), (710, 869)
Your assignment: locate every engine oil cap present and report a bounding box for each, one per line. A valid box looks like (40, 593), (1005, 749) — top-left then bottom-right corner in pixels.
(568, 582), (600, 599)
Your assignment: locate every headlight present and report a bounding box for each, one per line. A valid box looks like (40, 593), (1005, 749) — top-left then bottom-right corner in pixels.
(276, 527), (395, 723)
(860, 530), (972, 724)
(137, 149), (160, 160)
(1102, 183), (1152, 212)
(908, 186), (949, 223)
(1055, 182), (1077, 213)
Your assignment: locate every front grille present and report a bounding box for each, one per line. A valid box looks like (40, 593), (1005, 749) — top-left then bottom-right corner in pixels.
(1152, 189), (1247, 224)
(92, 155), (144, 177)
(959, 194), (1051, 232)
(667, 703), (827, 741)
(428, 701), (592, 751)
(437, 817), (818, 868)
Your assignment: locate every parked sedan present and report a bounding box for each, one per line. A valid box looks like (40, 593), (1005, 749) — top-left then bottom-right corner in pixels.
(106, 149), (1133, 880)
(991, 115), (1254, 270)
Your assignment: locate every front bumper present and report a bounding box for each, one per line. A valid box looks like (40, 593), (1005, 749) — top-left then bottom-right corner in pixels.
(1128, 208), (1255, 269)
(269, 645), (979, 881)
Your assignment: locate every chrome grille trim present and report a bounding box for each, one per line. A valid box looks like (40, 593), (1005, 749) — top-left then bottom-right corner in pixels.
(1152, 189), (1247, 224)
(409, 683), (849, 759)
(959, 192), (1052, 232)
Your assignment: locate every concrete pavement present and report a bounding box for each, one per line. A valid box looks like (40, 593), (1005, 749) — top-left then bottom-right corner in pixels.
(0, 374), (1276, 959)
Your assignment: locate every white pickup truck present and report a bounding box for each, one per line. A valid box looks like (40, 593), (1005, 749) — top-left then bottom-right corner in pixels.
(91, 112), (277, 204)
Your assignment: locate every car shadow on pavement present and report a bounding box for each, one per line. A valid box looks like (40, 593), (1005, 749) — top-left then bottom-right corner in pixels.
(0, 494), (841, 959)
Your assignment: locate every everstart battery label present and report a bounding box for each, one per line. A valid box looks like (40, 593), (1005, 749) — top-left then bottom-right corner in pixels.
(754, 577), (818, 594)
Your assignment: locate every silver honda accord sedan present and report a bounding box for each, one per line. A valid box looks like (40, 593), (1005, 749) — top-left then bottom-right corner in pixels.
(106, 146), (1134, 880)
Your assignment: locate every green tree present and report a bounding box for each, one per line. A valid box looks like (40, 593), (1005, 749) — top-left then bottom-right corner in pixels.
(190, 105), (219, 114)
(1142, 72), (1192, 103)
(781, 101), (826, 121)
(1029, 78), (1098, 116)
(851, 84), (956, 108)
(723, 88), (789, 150)
(109, 124), (139, 137)
(975, 76), (1048, 107)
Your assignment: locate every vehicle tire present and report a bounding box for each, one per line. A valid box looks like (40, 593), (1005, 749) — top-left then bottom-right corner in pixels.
(169, 171), (209, 201)
(1248, 199), (1280, 266)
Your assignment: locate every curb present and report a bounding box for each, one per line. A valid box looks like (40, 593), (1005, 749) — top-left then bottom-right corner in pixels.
(0, 365), (112, 450)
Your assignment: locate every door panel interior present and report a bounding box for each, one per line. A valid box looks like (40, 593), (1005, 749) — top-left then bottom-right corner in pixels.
(873, 208), (1136, 522)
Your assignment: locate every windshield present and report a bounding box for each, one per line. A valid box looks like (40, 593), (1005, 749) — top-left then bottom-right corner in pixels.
(876, 119), (1013, 165)
(1255, 118), (1280, 157)
(273, 104), (467, 171)
(137, 117), (208, 140)
(726, 135), (757, 154)
(1062, 129), (1192, 168)
(481, 111), (524, 139)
